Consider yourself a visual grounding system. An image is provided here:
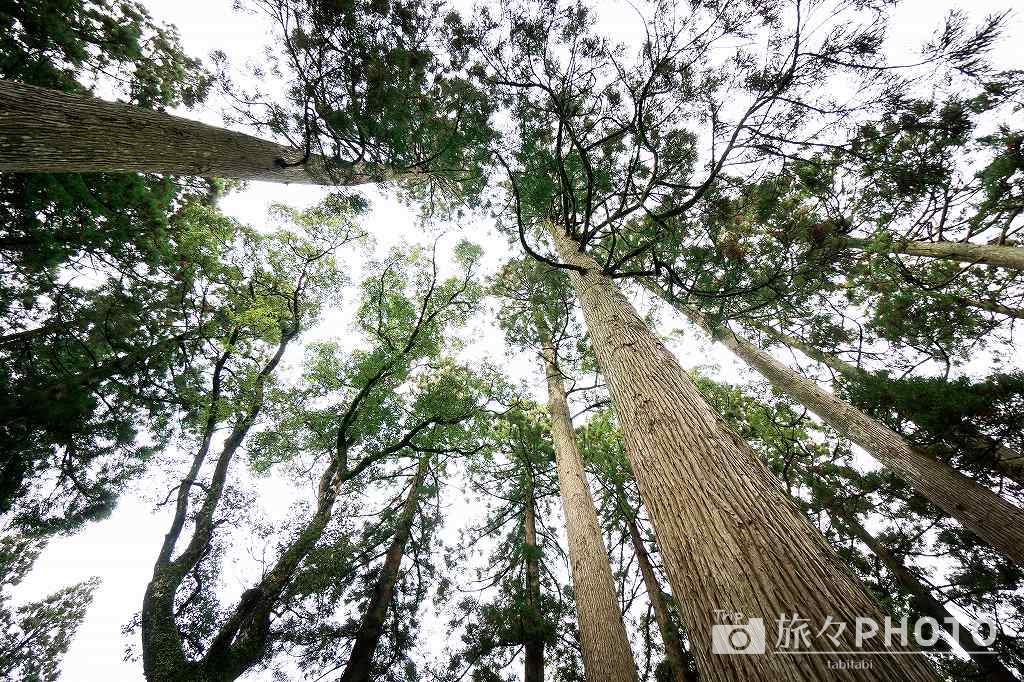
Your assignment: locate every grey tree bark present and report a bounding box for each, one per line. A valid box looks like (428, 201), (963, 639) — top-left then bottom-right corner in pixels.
(541, 340), (639, 682)
(826, 504), (1019, 682)
(547, 223), (937, 681)
(0, 80), (417, 185)
(653, 288), (1024, 567)
(842, 236), (1024, 272)
(523, 484), (545, 682)
(740, 317), (1024, 487)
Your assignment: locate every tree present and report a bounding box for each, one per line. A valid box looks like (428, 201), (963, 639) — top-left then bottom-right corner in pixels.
(581, 410), (698, 682)
(139, 234), (491, 681)
(475, 0), (982, 675)
(0, 0), (222, 533)
(648, 285), (1024, 566)
(0, 197), (246, 533)
(693, 371), (1023, 681)
(1, 0), (495, 193)
(0, 532), (99, 681)
(496, 258), (639, 681)
(445, 405), (580, 682)
(734, 317), (1024, 487)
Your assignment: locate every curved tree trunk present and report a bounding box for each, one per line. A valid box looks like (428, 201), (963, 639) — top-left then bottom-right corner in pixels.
(524, 486), (545, 682)
(0, 80), (415, 185)
(142, 329), (296, 682)
(827, 505), (1019, 682)
(741, 318), (1024, 487)
(541, 340), (639, 682)
(339, 454), (430, 682)
(842, 236), (1024, 272)
(622, 503), (697, 682)
(655, 291), (1024, 567)
(547, 224), (937, 681)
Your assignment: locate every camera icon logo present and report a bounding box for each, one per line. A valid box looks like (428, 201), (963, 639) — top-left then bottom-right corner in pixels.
(711, 618), (767, 655)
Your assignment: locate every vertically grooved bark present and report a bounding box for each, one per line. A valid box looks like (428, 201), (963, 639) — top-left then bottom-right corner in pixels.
(622, 502), (696, 682)
(524, 487), (545, 682)
(548, 224), (938, 681)
(659, 292), (1024, 567)
(826, 504), (1020, 682)
(739, 317), (1024, 487)
(841, 236), (1024, 272)
(339, 455), (430, 682)
(0, 80), (416, 185)
(541, 341), (639, 682)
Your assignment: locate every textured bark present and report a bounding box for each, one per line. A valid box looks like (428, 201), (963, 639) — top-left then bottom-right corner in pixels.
(623, 506), (696, 682)
(548, 224), (938, 681)
(0, 80), (416, 185)
(842, 236), (1024, 272)
(662, 295), (1024, 567)
(829, 507), (1019, 682)
(524, 488), (545, 682)
(541, 341), (639, 682)
(742, 318), (1024, 488)
(339, 454), (430, 682)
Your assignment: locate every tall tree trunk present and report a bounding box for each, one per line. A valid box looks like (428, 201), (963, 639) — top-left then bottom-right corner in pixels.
(827, 504), (1019, 682)
(653, 288), (1024, 566)
(541, 340), (639, 682)
(547, 224), (938, 681)
(622, 501), (697, 682)
(524, 485), (545, 682)
(841, 236), (1024, 272)
(0, 80), (416, 185)
(339, 454), (430, 682)
(742, 318), (1024, 487)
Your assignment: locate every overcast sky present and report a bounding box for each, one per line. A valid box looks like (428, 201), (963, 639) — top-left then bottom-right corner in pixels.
(13, 0), (1023, 680)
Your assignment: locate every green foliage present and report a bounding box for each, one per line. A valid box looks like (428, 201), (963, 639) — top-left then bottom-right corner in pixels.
(446, 404), (582, 681)
(228, 0), (496, 205)
(0, 0), (217, 532)
(0, 0), (212, 275)
(0, 534), (99, 681)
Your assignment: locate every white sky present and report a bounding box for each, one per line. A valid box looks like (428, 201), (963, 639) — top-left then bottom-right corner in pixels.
(12, 0), (1023, 680)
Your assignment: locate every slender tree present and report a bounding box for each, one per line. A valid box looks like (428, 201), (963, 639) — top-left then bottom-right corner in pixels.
(0, 532), (98, 682)
(582, 411), (699, 682)
(741, 316), (1024, 487)
(339, 453), (432, 682)
(542, 339), (639, 682)
(448, 405), (580, 682)
(650, 284), (1024, 566)
(496, 258), (639, 681)
(139, 237), (489, 682)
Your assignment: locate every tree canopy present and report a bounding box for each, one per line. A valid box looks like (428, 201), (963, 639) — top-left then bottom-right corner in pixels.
(2, 0), (1024, 680)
